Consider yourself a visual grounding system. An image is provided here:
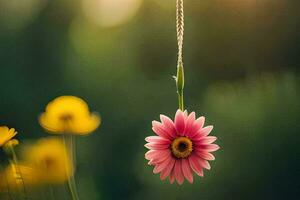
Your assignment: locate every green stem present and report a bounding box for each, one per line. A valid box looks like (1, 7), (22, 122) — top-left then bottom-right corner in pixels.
(0, 164), (13, 200)
(178, 93), (184, 111)
(176, 61), (185, 110)
(67, 174), (79, 200)
(48, 184), (55, 200)
(63, 135), (79, 200)
(5, 145), (27, 200)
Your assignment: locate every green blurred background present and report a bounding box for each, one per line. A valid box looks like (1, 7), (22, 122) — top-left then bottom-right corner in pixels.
(0, 0), (299, 199)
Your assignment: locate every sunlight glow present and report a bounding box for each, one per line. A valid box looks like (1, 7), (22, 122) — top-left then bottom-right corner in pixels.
(82, 0), (143, 28)
(0, 0), (47, 31)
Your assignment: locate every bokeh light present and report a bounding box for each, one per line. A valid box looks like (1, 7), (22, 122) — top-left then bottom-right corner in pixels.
(81, 0), (143, 28)
(0, 0), (47, 31)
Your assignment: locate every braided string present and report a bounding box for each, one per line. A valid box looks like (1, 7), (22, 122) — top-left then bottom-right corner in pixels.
(176, 0), (184, 66)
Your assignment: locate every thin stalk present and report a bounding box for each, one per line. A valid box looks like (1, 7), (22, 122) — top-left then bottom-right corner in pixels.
(176, 61), (185, 111)
(177, 92), (184, 111)
(48, 185), (55, 200)
(70, 135), (77, 168)
(0, 164), (13, 200)
(63, 135), (79, 200)
(6, 145), (27, 200)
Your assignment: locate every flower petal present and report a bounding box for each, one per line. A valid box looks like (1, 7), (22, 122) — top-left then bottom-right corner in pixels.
(182, 159), (193, 183)
(198, 126), (214, 137)
(183, 110), (188, 117)
(145, 150), (156, 160)
(196, 144), (220, 152)
(194, 136), (217, 144)
(160, 158), (175, 180)
(199, 159), (211, 170)
(145, 150), (171, 163)
(144, 142), (169, 150)
(160, 115), (177, 138)
(188, 154), (204, 177)
(194, 151), (215, 161)
(174, 110), (186, 136)
(153, 156), (172, 174)
(189, 117), (205, 138)
(145, 136), (171, 144)
(152, 121), (172, 139)
(184, 112), (195, 136)
(169, 170), (175, 184)
(174, 160), (184, 185)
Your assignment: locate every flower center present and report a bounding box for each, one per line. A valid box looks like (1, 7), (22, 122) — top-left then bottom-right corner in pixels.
(59, 114), (73, 122)
(42, 156), (57, 170)
(171, 137), (193, 158)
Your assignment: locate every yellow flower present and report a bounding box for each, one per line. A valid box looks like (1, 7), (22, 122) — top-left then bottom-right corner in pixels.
(0, 126), (17, 147)
(0, 164), (38, 192)
(23, 137), (73, 184)
(5, 139), (19, 147)
(39, 96), (101, 135)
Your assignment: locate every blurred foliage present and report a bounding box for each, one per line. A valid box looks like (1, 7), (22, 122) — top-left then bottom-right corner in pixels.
(0, 0), (299, 199)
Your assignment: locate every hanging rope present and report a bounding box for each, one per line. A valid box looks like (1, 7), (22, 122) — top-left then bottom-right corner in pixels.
(176, 0), (184, 66)
(176, 0), (185, 110)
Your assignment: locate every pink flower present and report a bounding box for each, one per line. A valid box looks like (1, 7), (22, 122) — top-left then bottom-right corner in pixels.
(145, 110), (219, 185)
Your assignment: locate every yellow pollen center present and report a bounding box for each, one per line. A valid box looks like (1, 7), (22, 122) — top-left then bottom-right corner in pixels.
(60, 114), (73, 122)
(41, 156), (57, 170)
(171, 137), (193, 158)
(45, 158), (55, 169)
